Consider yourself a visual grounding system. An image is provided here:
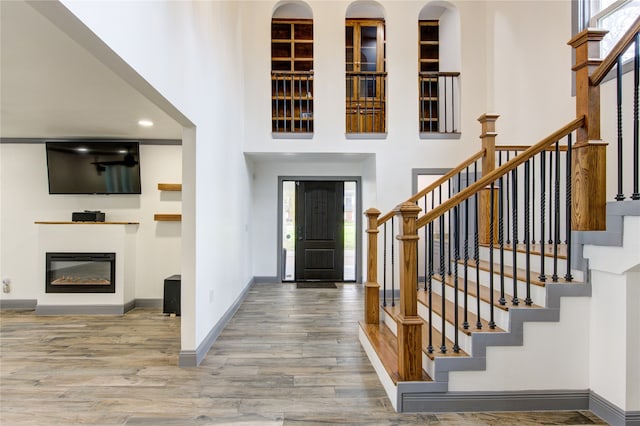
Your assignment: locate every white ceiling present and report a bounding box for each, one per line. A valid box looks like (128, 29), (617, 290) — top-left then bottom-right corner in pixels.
(0, 1), (182, 140)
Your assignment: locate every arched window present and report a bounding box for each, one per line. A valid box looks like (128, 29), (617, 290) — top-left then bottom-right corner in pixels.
(418, 2), (461, 136)
(271, 2), (314, 134)
(345, 2), (386, 134)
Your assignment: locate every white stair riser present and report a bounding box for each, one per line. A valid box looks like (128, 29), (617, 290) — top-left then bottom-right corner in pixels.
(477, 246), (584, 282)
(431, 281), (510, 330)
(473, 267), (547, 306)
(383, 309), (398, 336)
(417, 302), (473, 354)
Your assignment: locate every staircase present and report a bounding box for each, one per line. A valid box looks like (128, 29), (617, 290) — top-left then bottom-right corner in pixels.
(359, 20), (640, 414)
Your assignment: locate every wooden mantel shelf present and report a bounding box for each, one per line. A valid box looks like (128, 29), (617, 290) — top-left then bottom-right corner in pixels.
(157, 183), (182, 191)
(153, 214), (182, 222)
(35, 221), (139, 225)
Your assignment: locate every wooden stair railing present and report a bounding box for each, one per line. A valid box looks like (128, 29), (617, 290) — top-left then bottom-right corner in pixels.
(363, 18), (639, 385)
(364, 146), (487, 327)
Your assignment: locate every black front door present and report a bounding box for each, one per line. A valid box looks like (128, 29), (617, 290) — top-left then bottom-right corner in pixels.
(295, 181), (344, 281)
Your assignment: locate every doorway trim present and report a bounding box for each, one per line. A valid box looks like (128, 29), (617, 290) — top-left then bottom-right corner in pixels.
(277, 176), (363, 283)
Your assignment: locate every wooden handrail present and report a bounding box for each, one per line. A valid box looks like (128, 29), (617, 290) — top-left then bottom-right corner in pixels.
(590, 15), (640, 86)
(419, 71), (461, 77)
(495, 145), (568, 152)
(416, 117), (585, 229)
(376, 149), (485, 227)
(271, 71), (314, 76)
(346, 71), (388, 76)
(407, 150), (485, 204)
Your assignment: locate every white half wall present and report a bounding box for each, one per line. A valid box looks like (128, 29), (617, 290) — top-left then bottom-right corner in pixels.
(584, 216), (640, 411)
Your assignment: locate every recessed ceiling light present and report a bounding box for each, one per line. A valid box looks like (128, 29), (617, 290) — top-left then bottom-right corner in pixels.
(138, 119), (154, 127)
(76, 147), (88, 153)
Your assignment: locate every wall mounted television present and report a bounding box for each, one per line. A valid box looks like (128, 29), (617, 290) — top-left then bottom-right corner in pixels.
(46, 140), (142, 194)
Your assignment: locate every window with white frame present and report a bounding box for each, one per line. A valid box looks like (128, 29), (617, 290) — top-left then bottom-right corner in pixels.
(579, 0), (639, 61)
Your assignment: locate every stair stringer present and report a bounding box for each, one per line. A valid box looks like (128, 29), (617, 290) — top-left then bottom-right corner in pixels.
(395, 281), (592, 412)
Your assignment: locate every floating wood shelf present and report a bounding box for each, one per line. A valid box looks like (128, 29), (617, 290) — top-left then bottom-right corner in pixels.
(154, 214), (182, 222)
(157, 183), (182, 191)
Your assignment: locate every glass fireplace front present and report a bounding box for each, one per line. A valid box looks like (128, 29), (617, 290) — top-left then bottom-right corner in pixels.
(46, 252), (116, 293)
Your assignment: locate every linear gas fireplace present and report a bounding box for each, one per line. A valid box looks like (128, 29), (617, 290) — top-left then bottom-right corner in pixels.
(46, 252), (116, 293)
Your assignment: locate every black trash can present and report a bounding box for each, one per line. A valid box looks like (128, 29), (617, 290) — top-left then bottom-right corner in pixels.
(163, 274), (181, 316)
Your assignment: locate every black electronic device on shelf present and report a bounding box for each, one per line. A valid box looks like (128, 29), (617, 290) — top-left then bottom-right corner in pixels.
(72, 210), (106, 222)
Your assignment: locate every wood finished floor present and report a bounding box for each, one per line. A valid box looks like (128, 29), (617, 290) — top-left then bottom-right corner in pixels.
(1, 283), (605, 425)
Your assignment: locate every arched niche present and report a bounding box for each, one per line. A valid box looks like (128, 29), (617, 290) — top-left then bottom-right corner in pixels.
(419, 1), (461, 71)
(346, 1), (385, 20)
(272, 1), (313, 19)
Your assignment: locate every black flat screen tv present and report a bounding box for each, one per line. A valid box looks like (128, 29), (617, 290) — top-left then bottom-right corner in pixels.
(46, 141), (142, 194)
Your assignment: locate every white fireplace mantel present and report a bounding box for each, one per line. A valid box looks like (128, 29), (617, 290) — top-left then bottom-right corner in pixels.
(35, 222), (139, 315)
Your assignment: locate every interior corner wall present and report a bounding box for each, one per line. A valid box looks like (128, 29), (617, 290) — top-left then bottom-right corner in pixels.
(58, 0), (251, 355)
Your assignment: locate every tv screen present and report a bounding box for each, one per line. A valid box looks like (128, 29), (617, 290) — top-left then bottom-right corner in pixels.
(46, 141), (142, 194)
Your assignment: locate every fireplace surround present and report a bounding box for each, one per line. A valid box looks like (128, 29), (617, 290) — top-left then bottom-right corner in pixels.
(46, 252), (116, 293)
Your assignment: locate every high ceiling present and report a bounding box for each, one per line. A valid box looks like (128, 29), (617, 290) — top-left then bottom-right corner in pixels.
(0, 1), (182, 140)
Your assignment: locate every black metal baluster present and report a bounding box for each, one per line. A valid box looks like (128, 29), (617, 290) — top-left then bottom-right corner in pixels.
(565, 134), (574, 282)
(616, 57), (625, 201)
(552, 141), (560, 282)
(444, 75), (448, 133)
(383, 222), (387, 307)
(297, 76), (302, 131)
(306, 75), (311, 132)
(424, 195), (428, 291)
(463, 164), (470, 328)
(474, 166), (482, 329)
(511, 167), (519, 305)
(448, 183), (452, 276)
(440, 212), (447, 353)
(499, 174), (506, 306)
(428, 219), (434, 353)
(498, 154), (506, 306)
(283, 76), (288, 132)
(451, 75), (456, 132)
(420, 77), (424, 133)
(524, 160), (533, 306)
(548, 149), (554, 244)
(531, 156), (536, 244)
(506, 151), (511, 245)
(488, 182), (496, 328)
(453, 200), (460, 352)
(391, 216), (396, 306)
(633, 34), (640, 200)
(429, 77), (434, 133)
(275, 76), (280, 132)
(539, 151), (547, 282)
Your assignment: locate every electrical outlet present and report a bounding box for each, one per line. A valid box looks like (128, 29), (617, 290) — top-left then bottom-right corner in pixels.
(2, 278), (10, 293)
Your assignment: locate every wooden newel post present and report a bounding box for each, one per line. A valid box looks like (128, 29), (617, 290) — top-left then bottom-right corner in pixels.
(568, 29), (608, 230)
(478, 113), (500, 244)
(394, 202), (423, 381)
(364, 208), (381, 324)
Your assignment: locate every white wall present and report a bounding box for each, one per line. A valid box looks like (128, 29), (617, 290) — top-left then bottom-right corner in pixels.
(0, 143), (181, 303)
(45, 0), (251, 355)
(584, 216), (640, 411)
(488, 0), (574, 142)
(242, 0), (575, 278)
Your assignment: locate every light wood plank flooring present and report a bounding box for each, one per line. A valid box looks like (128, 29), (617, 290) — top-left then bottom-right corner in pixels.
(1, 283), (605, 425)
